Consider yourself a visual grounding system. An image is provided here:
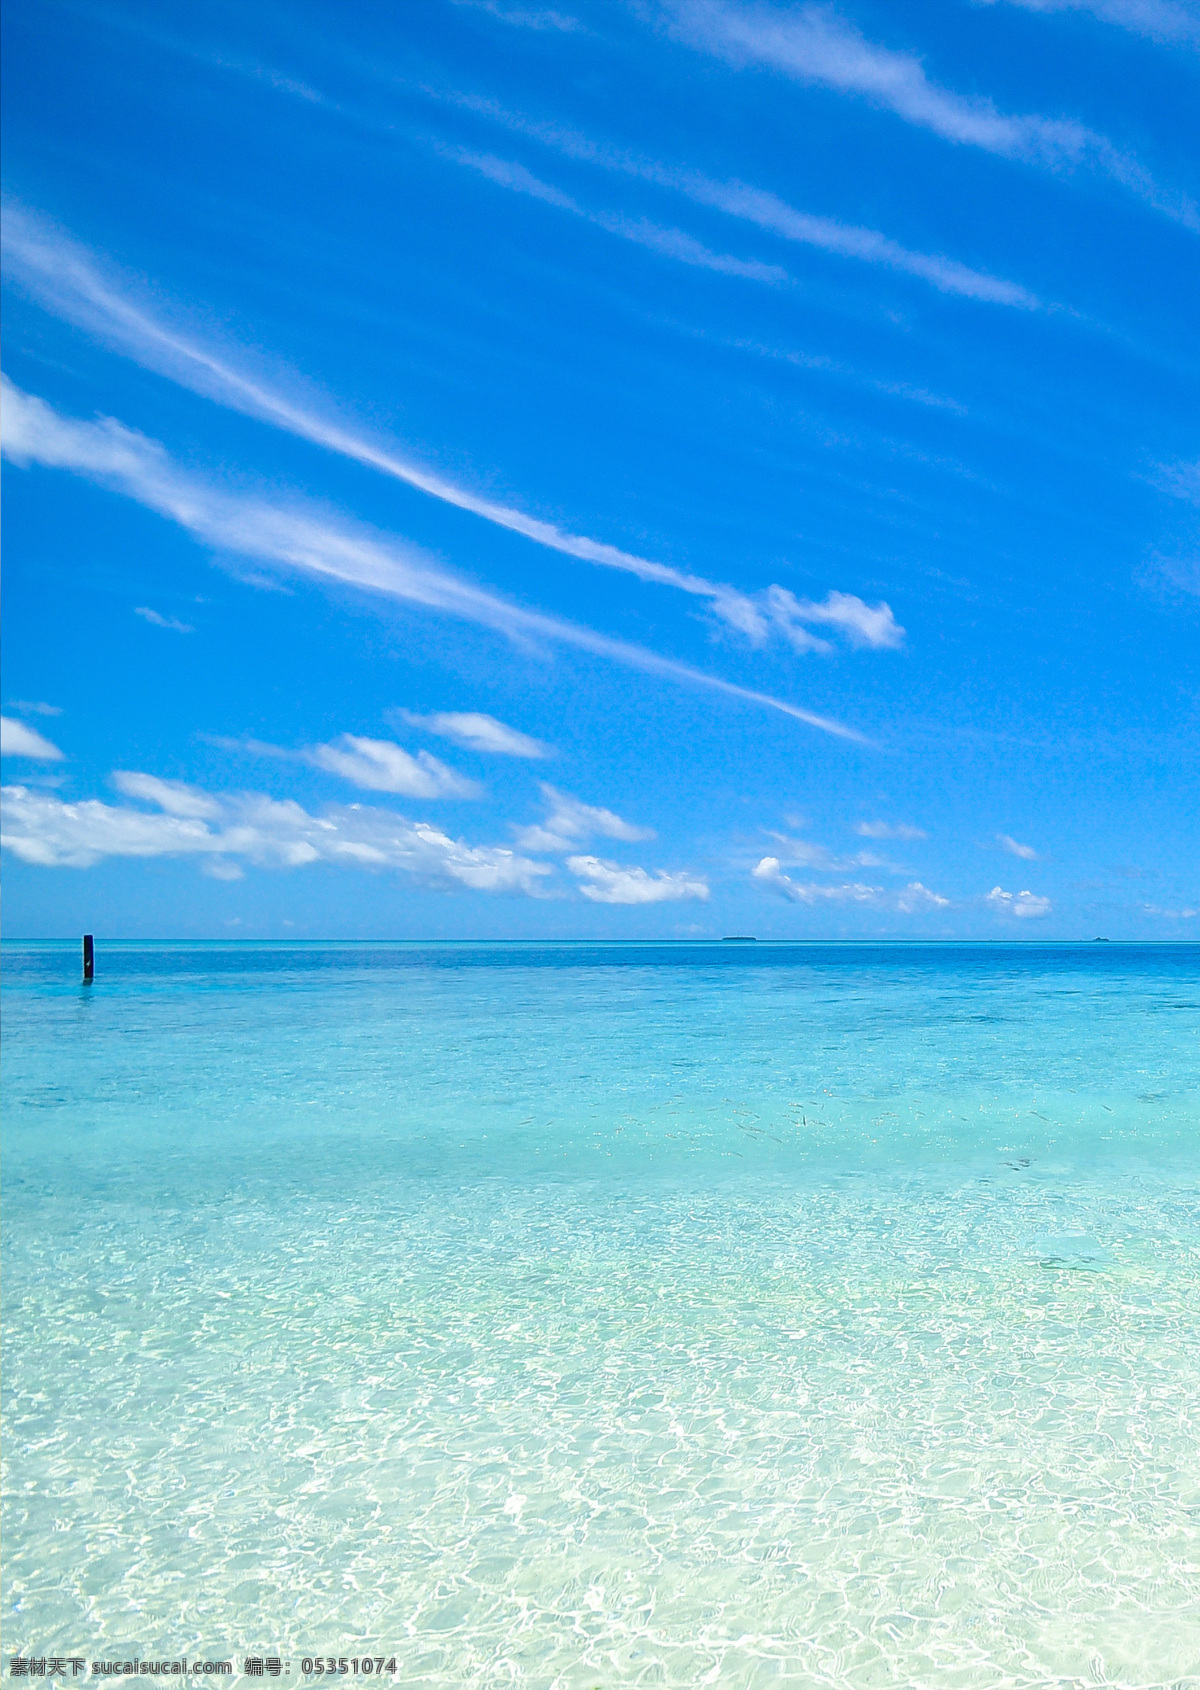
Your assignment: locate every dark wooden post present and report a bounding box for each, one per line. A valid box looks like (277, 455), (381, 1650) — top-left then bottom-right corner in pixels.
(82, 934), (94, 983)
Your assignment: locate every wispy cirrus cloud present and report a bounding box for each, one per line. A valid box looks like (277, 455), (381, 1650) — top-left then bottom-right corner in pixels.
(1142, 463), (1200, 600)
(392, 710), (551, 758)
(0, 376), (860, 739)
(1, 204), (901, 659)
(1153, 458), (1200, 504)
(567, 855), (709, 903)
(451, 149), (788, 282)
(1140, 548), (1200, 598)
(662, 0), (1198, 229)
(762, 831), (892, 871)
(445, 94), (1038, 305)
(714, 332), (967, 413)
(981, 0), (1200, 49)
(8, 700), (63, 717)
(986, 884), (1052, 916)
(135, 605), (194, 633)
(1, 715), (65, 760)
(451, 0), (585, 30)
(855, 819), (927, 839)
(515, 784), (654, 852)
(998, 832), (1040, 859)
(660, 170), (1038, 304)
(1, 777), (552, 893)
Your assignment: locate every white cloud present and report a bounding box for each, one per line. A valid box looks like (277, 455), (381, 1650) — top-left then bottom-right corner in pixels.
(855, 819), (927, 839)
(0, 779), (552, 894)
(112, 771), (221, 818)
(665, 170), (1039, 305)
(451, 147), (788, 282)
(1153, 458), (1200, 504)
(7, 700), (62, 716)
(307, 735), (481, 798)
(515, 783), (655, 852)
(3, 771), (717, 907)
(753, 857), (884, 903)
(455, 150), (577, 211)
(204, 731), (481, 797)
(1, 715), (65, 760)
(986, 884), (1053, 917)
(763, 832), (891, 871)
(664, 0), (1198, 229)
(720, 332), (966, 413)
(203, 858), (245, 880)
(2, 208), (900, 668)
(135, 605), (194, 632)
(983, 0), (1200, 49)
(3, 787), (221, 867)
(594, 209), (788, 281)
(201, 734), (299, 761)
(446, 96), (1038, 306)
(1146, 553), (1200, 597)
(765, 587), (904, 651)
(998, 832), (1040, 860)
(752, 856), (948, 910)
(0, 375), (859, 740)
(451, 0), (584, 29)
(567, 855), (709, 903)
(895, 881), (950, 911)
(392, 709), (550, 757)
(1144, 902), (1199, 918)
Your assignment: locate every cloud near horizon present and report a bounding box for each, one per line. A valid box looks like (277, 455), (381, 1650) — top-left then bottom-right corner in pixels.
(567, 855), (710, 903)
(2, 773), (710, 905)
(515, 784), (655, 852)
(752, 855), (949, 909)
(986, 884), (1053, 916)
(1, 778), (553, 894)
(763, 832), (892, 871)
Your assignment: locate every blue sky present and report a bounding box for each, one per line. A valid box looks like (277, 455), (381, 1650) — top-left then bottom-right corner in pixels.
(2, 0), (1197, 938)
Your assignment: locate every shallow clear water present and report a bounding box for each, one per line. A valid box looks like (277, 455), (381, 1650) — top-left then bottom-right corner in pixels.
(3, 942), (1199, 1688)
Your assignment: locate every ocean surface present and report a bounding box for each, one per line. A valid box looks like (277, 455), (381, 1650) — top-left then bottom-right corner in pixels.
(2, 941), (1198, 1689)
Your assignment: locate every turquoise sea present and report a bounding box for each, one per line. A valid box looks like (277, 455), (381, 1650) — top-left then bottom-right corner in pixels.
(2, 941), (1198, 1688)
